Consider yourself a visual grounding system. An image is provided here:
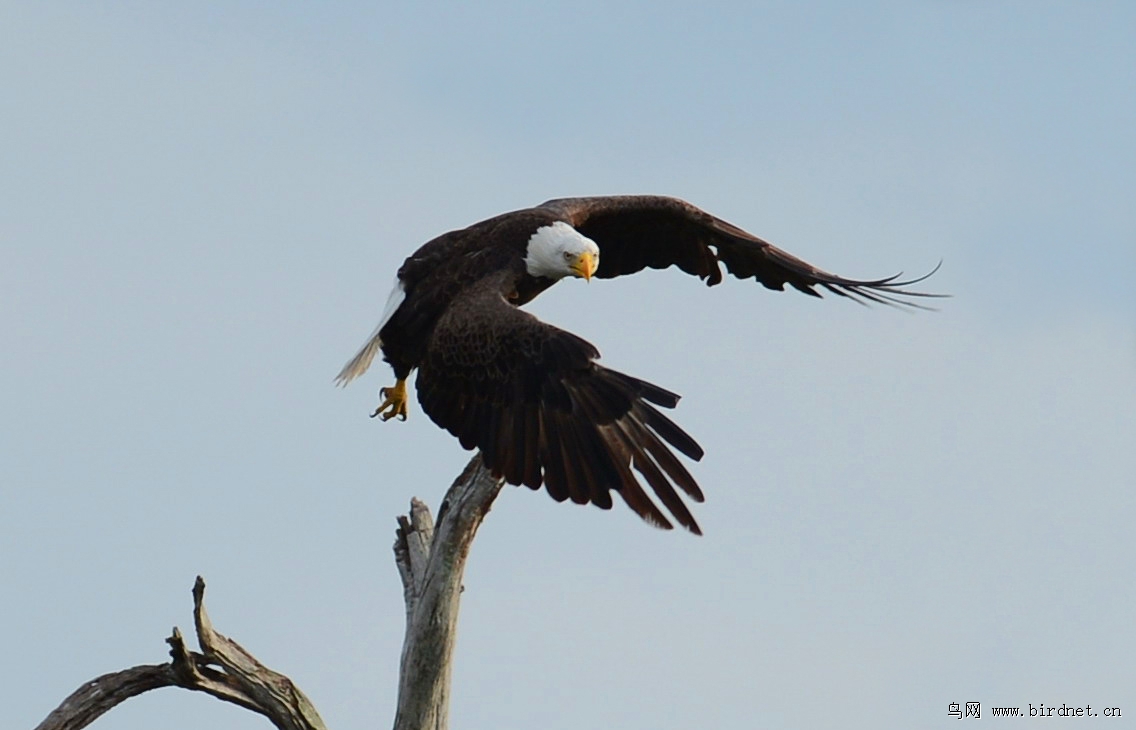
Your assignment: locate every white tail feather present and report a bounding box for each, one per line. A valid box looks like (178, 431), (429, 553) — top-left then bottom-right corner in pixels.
(335, 277), (406, 386)
(334, 331), (383, 386)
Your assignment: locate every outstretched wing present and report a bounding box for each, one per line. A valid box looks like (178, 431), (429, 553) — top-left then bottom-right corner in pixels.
(538, 195), (942, 307)
(415, 284), (707, 534)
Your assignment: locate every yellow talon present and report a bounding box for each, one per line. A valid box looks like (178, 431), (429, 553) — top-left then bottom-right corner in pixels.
(371, 379), (410, 421)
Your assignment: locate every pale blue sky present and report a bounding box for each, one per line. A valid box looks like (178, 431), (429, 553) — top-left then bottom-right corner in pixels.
(3, 3), (1134, 729)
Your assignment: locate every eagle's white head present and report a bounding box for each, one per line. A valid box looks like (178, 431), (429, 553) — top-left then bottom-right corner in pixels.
(524, 221), (600, 281)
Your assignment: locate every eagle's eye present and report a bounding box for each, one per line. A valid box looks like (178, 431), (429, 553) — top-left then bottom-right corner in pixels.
(563, 251), (574, 261)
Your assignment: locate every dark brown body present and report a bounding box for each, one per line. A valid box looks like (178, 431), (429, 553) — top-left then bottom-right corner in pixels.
(379, 208), (561, 381)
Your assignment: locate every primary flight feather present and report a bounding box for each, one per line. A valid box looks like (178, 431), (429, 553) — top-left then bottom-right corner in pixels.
(337, 195), (940, 534)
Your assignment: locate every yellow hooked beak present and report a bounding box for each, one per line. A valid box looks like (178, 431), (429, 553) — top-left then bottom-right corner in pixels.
(570, 251), (598, 281)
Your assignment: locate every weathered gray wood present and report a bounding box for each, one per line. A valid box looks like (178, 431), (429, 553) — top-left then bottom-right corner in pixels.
(34, 665), (177, 730)
(176, 576), (328, 730)
(391, 454), (505, 730)
(34, 577), (327, 730)
(34, 456), (502, 730)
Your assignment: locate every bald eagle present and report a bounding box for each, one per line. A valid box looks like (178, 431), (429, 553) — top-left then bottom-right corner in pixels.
(337, 195), (938, 534)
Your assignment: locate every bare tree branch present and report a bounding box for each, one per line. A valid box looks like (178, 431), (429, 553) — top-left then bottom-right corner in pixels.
(35, 455), (502, 730)
(35, 577), (327, 730)
(34, 665), (177, 730)
(392, 454), (505, 730)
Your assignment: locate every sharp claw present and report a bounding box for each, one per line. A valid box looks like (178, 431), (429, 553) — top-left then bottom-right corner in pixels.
(371, 380), (409, 422)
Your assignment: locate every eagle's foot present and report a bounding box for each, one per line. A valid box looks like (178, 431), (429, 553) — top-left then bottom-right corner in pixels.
(371, 379), (409, 421)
